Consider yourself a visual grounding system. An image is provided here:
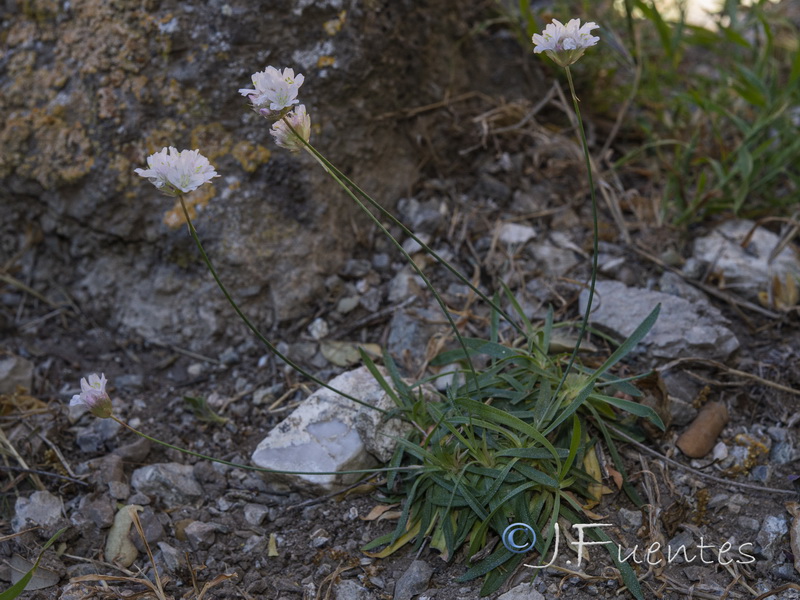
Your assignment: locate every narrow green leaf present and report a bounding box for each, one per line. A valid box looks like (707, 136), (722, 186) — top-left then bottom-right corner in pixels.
(0, 527), (66, 600)
(586, 304), (660, 386)
(590, 393), (666, 430)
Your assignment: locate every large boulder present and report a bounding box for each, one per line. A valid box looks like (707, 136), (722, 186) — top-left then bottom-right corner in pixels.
(1, 0), (543, 349)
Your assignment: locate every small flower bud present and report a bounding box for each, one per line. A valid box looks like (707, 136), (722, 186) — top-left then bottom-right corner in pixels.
(70, 373), (113, 418)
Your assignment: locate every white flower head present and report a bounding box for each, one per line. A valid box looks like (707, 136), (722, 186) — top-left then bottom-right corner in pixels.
(532, 18), (599, 67)
(134, 147), (219, 196)
(239, 66), (304, 120)
(270, 104), (311, 153)
(70, 373), (113, 418)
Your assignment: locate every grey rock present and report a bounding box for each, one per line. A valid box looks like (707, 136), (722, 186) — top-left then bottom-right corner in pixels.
(387, 268), (424, 303)
(243, 534), (268, 554)
(772, 563), (800, 582)
(130, 463), (204, 505)
(76, 494), (115, 529)
(393, 560), (434, 600)
(666, 530), (695, 564)
(387, 304), (441, 373)
(692, 220), (800, 300)
(497, 222), (536, 245)
(397, 198), (445, 234)
(756, 515), (788, 560)
(251, 367), (411, 493)
(244, 503), (269, 526)
(112, 437), (151, 462)
(115, 374), (144, 391)
(401, 234), (428, 255)
(4, 1), (514, 352)
(750, 465), (771, 483)
(337, 296), (360, 314)
(618, 507), (643, 532)
(156, 541), (182, 574)
(308, 317), (329, 340)
(131, 507), (164, 552)
(219, 347), (240, 365)
(340, 259), (372, 279)
(579, 280), (739, 363)
(771, 437), (795, 465)
(74, 417), (123, 452)
(528, 235), (580, 277)
(497, 582), (545, 600)
(13, 490), (63, 532)
(736, 516), (760, 531)
(359, 288), (383, 313)
(335, 579), (375, 600)
(184, 520), (217, 550)
(0, 354), (33, 394)
(108, 481), (130, 500)
(372, 253), (391, 271)
(658, 271), (708, 303)
(668, 396), (699, 427)
(86, 454), (124, 488)
(473, 174), (511, 203)
(310, 528), (331, 548)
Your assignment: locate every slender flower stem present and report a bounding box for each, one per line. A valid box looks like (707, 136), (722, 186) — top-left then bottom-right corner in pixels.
(279, 118), (481, 391)
(293, 127), (546, 351)
(111, 415), (417, 476)
(177, 196), (387, 415)
(550, 66), (600, 402)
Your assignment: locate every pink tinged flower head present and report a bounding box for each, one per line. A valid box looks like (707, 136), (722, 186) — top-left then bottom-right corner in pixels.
(70, 373), (113, 418)
(239, 66), (304, 120)
(532, 18), (599, 67)
(134, 147), (219, 196)
(270, 104), (311, 153)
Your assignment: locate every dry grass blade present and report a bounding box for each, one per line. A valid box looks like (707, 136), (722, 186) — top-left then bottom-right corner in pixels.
(0, 427), (45, 491)
(130, 507), (167, 600)
(739, 215), (800, 263)
(632, 245), (782, 319)
(659, 357), (800, 398)
(0, 272), (60, 308)
(70, 573), (166, 599)
(607, 424), (796, 496)
(752, 583), (800, 600)
(195, 572), (238, 600)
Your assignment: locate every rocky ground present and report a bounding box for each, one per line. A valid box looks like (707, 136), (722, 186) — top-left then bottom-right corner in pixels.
(3, 2), (800, 600)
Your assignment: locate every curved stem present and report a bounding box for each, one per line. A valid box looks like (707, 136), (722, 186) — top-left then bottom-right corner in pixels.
(299, 137), (546, 351)
(279, 124), (480, 391)
(177, 196), (386, 415)
(550, 66), (599, 403)
(111, 415), (416, 476)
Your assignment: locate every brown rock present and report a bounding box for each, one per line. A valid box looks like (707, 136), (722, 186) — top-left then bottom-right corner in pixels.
(676, 401), (729, 458)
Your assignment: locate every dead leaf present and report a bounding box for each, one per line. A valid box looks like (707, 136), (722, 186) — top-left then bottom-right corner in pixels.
(268, 532), (279, 557)
(320, 341), (382, 367)
(363, 521), (421, 558)
(10, 555), (59, 591)
(582, 447), (614, 509)
(759, 274), (799, 310)
(606, 466), (624, 490)
(361, 504), (400, 521)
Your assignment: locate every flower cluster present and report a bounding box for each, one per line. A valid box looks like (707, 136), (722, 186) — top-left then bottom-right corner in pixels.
(70, 373), (113, 418)
(532, 18), (599, 67)
(240, 65), (312, 152)
(134, 147), (219, 196)
(270, 104), (311, 153)
(239, 66), (304, 120)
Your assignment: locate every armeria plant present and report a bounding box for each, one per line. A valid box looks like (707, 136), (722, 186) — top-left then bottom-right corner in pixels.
(64, 17), (664, 600)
